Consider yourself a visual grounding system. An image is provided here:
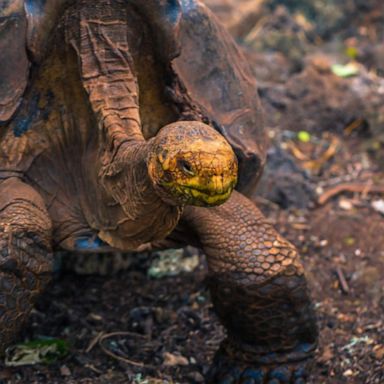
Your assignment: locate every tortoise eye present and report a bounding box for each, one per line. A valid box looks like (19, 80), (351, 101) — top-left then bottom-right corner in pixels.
(178, 159), (195, 176)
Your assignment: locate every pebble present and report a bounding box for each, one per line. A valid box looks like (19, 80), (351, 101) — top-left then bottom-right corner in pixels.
(372, 199), (384, 215)
(343, 369), (354, 377)
(186, 371), (205, 383)
(373, 345), (384, 360)
(339, 198), (353, 210)
(60, 365), (71, 377)
(163, 352), (189, 367)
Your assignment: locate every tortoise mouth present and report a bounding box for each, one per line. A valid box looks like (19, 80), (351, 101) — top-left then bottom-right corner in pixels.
(179, 181), (234, 195)
(173, 183), (235, 207)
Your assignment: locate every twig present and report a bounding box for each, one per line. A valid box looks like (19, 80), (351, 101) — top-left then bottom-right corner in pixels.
(85, 364), (103, 374)
(318, 182), (384, 205)
(98, 331), (153, 369)
(244, 15), (269, 44)
(336, 267), (350, 294)
(286, 135), (340, 171)
(344, 118), (365, 136)
(301, 136), (340, 171)
(86, 331), (104, 353)
(286, 140), (310, 161)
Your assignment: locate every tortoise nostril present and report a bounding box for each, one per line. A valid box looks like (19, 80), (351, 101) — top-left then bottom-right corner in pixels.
(178, 159), (195, 176)
(163, 170), (173, 183)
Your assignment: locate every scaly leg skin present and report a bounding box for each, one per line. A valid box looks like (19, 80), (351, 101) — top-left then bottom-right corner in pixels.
(183, 191), (318, 383)
(0, 178), (53, 353)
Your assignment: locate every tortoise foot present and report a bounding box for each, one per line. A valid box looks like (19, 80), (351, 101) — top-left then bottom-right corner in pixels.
(207, 344), (314, 384)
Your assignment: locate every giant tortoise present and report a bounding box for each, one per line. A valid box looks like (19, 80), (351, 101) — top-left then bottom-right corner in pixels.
(0, 0), (318, 382)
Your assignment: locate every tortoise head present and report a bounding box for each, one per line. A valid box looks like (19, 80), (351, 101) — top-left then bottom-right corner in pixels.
(148, 121), (238, 207)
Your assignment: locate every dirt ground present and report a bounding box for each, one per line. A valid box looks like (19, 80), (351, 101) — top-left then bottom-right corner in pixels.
(0, 1), (383, 383)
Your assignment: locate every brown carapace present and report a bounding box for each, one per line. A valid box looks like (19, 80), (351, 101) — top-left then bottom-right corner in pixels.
(0, 1), (318, 382)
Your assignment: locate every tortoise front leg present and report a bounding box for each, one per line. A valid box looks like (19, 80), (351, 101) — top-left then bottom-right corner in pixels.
(0, 178), (53, 352)
(183, 191), (318, 383)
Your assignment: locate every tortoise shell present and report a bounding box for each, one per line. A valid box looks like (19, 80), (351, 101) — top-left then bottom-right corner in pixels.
(0, 0), (266, 195)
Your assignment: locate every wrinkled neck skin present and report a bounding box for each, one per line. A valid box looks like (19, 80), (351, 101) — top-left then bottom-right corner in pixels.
(94, 138), (183, 251)
(98, 139), (153, 209)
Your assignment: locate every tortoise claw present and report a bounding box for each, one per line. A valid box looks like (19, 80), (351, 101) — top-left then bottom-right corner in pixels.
(207, 349), (311, 384)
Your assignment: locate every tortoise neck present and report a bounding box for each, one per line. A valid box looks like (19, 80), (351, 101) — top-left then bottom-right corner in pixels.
(94, 140), (183, 250)
(65, 0), (146, 154)
(98, 140), (153, 206)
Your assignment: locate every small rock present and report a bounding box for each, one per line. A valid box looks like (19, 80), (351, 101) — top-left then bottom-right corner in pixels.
(373, 345), (384, 360)
(372, 199), (384, 215)
(163, 352), (189, 367)
(343, 369), (354, 377)
(186, 371), (205, 383)
(87, 313), (103, 322)
(60, 365), (71, 377)
(338, 198), (353, 210)
(319, 345), (334, 363)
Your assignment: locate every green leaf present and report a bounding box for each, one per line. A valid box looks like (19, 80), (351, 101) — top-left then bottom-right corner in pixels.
(344, 236), (356, 246)
(331, 63), (359, 78)
(297, 131), (311, 143)
(5, 338), (70, 366)
(345, 46), (359, 60)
